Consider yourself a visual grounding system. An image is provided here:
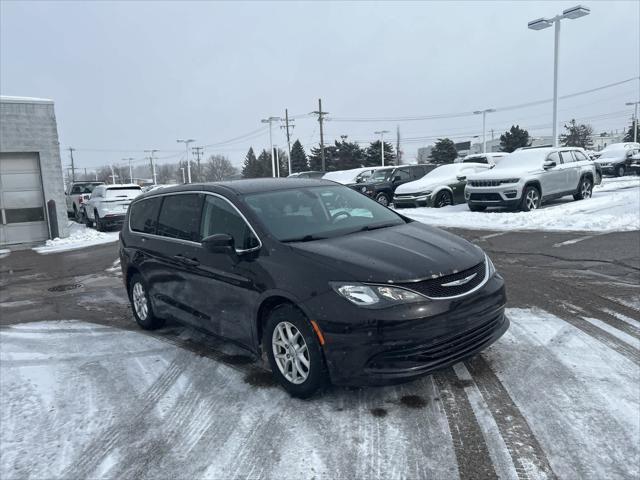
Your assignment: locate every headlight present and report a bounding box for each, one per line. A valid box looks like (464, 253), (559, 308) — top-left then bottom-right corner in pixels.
(419, 190), (432, 196)
(485, 253), (496, 277)
(500, 178), (520, 184)
(331, 282), (426, 307)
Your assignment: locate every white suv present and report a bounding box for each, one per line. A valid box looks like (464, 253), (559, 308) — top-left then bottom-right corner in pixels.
(465, 146), (597, 212)
(84, 184), (142, 231)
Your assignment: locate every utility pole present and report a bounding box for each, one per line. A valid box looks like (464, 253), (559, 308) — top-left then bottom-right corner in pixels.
(261, 116), (281, 177)
(192, 146), (204, 182)
(396, 125), (401, 165)
(274, 147), (281, 177)
(123, 158), (135, 183)
(109, 165), (117, 184)
(626, 101), (640, 143)
(280, 109), (295, 175)
(374, 130), (390, 166)
(67, 147), (76, 182)
(177, 139), (196, 183)
(474, 109), (495, 153)
(312, 99), (329, 171)
(145, 149), (158, 185)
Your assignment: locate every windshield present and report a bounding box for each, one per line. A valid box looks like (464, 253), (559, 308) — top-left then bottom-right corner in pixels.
(422, 164), (464, 179)
(368, 168), (395, 182)
(494, 149), (549, 170)
(244, 185), (405, 242)
(105, 187), (142, 199)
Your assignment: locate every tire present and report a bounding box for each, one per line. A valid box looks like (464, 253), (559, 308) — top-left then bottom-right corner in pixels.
(129, 273), (165, 330)
(84, 210), (93, 228)
(264, 304), (327, 398)
(596, 171), (602, 185)
(375, 193), (390, 207)
(520, 185), (541, 212)
(94, 211), (104, 231)
(573, 176), (593, 201)
(616, 165), (625, 177)
(73, 205), (84, 223)
(468, 204), (487, 212)
(434, 191), (453, 208)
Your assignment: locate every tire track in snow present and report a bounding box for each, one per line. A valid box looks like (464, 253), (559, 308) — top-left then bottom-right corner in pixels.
(465, 356), (557, 480)
(433, 367), (498, 480)
(60, 351), (191, 479)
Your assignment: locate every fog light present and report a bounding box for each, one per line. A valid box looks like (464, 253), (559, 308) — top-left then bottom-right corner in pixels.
(504, 190), (517, 199)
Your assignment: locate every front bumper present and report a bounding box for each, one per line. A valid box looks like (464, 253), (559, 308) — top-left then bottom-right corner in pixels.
(465, 184), (522, 208)
(393, 194), (432, 208)
(304, 273), (508, 386)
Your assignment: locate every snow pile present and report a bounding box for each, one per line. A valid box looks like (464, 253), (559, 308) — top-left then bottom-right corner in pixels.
(33, 222), (119, 254)
(0, 249), (10, 259)
(400, 177), (640, 233)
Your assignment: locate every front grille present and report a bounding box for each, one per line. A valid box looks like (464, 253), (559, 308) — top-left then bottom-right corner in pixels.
(367, 313), (504, 372)
(398, 261), (486, 298)
(469, 179), (501, 187)
(470, 193), (501, 201)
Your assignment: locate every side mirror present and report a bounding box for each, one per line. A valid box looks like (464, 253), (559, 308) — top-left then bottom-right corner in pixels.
(202, 233), (235, 254)
(543, 160), (556, 169)
(356, 177), (363, 183)
(456, 175), (467, 181)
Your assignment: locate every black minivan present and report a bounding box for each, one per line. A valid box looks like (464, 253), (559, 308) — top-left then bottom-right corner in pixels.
(120, 178), (508, 397)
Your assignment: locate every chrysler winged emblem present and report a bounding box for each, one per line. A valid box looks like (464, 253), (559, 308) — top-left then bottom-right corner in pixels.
(441, 272), (477, 287)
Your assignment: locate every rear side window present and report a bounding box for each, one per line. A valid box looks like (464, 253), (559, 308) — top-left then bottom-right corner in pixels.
(156, 194), (203, 242)
(129, 197), (163, 234)
(559, 151), (575, 163)
(395, 169), (411, 181)
(412, 166), (426, 178)
(573, 151), (589, 162)
(200, 195), (259, 250)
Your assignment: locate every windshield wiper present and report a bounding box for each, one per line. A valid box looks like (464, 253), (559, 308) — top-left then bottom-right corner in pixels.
(358, 222), (401, 232)
(281, 234), (327, 243)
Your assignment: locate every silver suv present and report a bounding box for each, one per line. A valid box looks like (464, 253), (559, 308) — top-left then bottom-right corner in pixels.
(465, 146), (597, 212)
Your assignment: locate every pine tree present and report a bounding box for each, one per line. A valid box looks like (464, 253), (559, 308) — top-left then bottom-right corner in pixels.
(499, 125), (531, 153)
(560, 119), (594, 149)
(623, 120), (640, 142)
(290, 140), (308, 173)
(429, 138), (458, 164)
(241, 147), (261, 178)
(308, 144), (337, 171)
(334, 137), (364, 170)
(256, 149), (273, 177)
(364, 141), (396, 167)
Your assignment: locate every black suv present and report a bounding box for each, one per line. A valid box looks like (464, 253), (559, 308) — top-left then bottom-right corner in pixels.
(350, 164), (434, 206)
(120, 179), (507, 397)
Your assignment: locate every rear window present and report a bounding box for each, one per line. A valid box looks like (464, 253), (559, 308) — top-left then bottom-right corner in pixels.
(71, 183), (102, 195)
(156, 194), (203, 242)
(105, 187), (142, 199)
(129, 197), (163, 234)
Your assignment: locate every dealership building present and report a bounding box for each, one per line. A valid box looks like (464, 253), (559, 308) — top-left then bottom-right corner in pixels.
(0, 96), (69, 247)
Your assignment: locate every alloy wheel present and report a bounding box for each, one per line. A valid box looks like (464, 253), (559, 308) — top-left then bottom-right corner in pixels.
(376, 195), (389, 207)
(526, 189), (539, 210)
(132, 282), (148, 321)
(437, 192), (452, 208)
(581, 180), (592, 199)
(272, 321), (310, 385)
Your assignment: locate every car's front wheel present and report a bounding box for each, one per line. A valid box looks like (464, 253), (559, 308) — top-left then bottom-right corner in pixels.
(573, 176), (593, 201)
(616, 165), (625, 177)
(375, 193), (390, 207)
(434, 190), (453, 208)
(129, 274), (164, 330)
(521, 185), (541, 212)
(264, 304), (327, 398)
(94, 211), (104, 231)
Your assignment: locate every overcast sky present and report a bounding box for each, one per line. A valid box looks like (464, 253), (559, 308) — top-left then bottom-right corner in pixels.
(1, 1), (639, 171)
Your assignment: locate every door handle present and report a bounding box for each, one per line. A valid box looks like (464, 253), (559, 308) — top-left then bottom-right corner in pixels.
(174, 254), (200, 267)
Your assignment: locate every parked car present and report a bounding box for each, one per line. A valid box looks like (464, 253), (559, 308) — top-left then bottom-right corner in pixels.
(350, 164), (435, 206)
(454, 152), (507, 165)
(596, 142), (640, 177)
(629, 151), (640, 175)
(465, 146), (597, 212)
(65, 181), (104, 221)
(84, 184), (142, 231)
(120, 179), (508, 397)
(322, 166), (388, 185)
(287, 171), (325, 179)
(394, 163), (492, 208)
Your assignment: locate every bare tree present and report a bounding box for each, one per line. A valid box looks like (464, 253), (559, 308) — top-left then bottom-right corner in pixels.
(204, 155), (238, 181)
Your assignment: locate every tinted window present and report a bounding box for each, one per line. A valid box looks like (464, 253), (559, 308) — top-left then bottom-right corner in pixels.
(200, 195), (259, 250)
(411, 166), (426, 178)
(156, 194), (203, 242)
(559, 151), (575, 163)
(394, 169), (411, 181)
(573, 151), (589, 162)
(547, 152), (560, 164)
(129, 197), (163, 234)
(464, 156), (487, 164)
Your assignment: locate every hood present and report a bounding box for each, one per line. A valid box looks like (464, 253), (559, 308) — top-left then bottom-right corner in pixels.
(395, 179), (449, 195)
(468, 166), (538, 180)
(289, 222), (484, 283)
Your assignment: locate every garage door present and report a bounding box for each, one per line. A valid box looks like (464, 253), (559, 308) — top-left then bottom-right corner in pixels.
(0, 153), (49, 246)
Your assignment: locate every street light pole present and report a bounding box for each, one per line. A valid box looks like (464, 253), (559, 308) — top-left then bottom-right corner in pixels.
(374, 130), (390, 166)
(473, 109), (495, 153)
(261, 117), (281, 177)
(626, 101), (640, 143)
(123, 157), (135, 183)
(528, 5), (591, 148)
(177, 139), (196, 183)
(144, 150), (159, 185)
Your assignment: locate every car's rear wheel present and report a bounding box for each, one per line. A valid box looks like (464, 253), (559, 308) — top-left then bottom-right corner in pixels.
(375, 193), (390, 207)
(434, 191), (453, 208)
(521, 185), (541, 212)
(264, 304), (327, 398)
(616, 165), (625, 177)
(129, 274), (164, 330)
(468, 204), (487, 212)
(95, 211), (104, 231)
(84, 209), (93, 228)
(573, 176), (593, 201)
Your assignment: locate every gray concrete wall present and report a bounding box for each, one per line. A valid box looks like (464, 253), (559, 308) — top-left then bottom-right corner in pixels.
(0, 98), (68, 240)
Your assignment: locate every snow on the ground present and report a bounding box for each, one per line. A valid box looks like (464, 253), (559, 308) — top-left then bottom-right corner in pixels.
(400, 176), (640, 232)
(0, 249), (10, 259)
(32, 222), (119, 254)
(1, 308), (637, 479)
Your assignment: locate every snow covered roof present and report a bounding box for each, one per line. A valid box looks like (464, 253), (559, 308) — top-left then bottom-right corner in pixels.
(0, 95), (54, 105)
